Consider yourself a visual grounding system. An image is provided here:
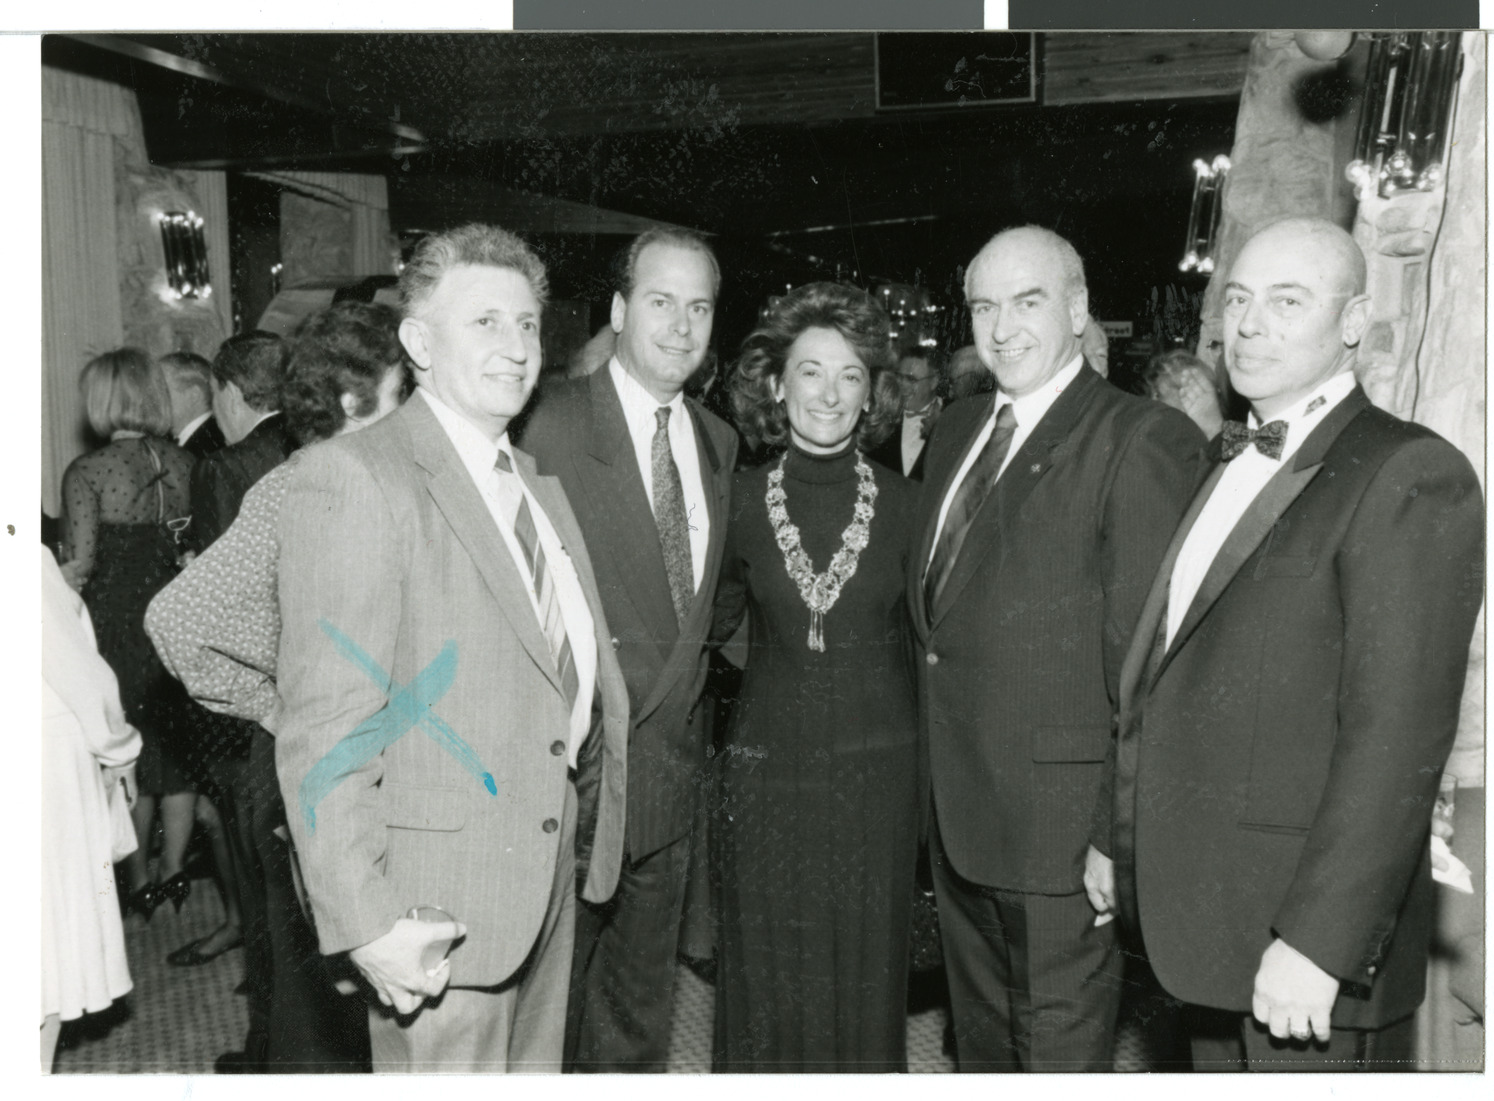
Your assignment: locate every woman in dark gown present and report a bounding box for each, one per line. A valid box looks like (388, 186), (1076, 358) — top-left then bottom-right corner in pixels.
(60, 348), (196, 917)
(712, 282), (919, 1072)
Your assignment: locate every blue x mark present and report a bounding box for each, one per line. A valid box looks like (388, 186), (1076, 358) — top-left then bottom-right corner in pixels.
(299, 619), (497, 832)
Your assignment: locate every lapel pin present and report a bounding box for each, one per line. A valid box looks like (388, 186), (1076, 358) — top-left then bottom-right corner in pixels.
(1030, 463), (1041, 473)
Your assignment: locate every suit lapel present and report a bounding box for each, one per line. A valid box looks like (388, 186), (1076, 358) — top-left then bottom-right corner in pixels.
(579, 370), (679, 656)
(1118, 460), (1226, 713)
(930, 368), (1099, 626)
(404, 397), (563, 698)
(908, 393), (994, 638)
(1154, 387), (1370, 679)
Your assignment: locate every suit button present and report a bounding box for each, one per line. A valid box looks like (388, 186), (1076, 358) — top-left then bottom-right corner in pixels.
(926, 652), (939, 666)
(1367, 965), (1377, 976)
(550, 740), (566, 757)
(542, 818), (558, 833)
(611, 637), (620, 650)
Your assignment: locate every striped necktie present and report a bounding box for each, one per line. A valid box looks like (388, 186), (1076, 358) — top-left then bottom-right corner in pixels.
(494, 451), (579, 711)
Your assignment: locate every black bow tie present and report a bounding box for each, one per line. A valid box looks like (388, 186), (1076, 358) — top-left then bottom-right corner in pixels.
(1220, 419), (1288, 461)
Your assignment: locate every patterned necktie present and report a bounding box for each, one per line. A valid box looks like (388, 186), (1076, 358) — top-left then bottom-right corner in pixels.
(652, 406), (694, 624)
(1220, 419), (1288, 461)
(924, 402), (1019, 615)
(494, 451), (578, 711)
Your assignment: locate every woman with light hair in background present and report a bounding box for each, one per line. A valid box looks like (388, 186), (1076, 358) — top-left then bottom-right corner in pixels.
(60, 349), (198, 922)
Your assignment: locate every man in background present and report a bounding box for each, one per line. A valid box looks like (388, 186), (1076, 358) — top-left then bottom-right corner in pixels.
(189, 331), (293, 1072)
(870, 349), (942, 480)
(160, 351), (226, 458)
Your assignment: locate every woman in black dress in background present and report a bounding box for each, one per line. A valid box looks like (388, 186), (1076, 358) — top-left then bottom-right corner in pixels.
(713, 283), (919, 1072)
(60, 349), (196, 918)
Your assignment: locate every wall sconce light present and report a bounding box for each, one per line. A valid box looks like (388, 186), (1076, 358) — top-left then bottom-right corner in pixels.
(1179, 155), (1231, 275)
(1346, 32), (1463, 200)
(158, 211), (212, 300)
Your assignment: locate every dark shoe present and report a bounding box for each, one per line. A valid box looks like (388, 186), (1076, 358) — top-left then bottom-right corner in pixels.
(214, 1050), (264, 1074)
(167, 926), (244, 966)
(158, 872), (191, 913)
(125, 882), (163, 922)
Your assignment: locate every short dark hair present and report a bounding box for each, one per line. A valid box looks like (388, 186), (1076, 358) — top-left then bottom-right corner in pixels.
(80, 347), (171, 437)
(729, 282), (898, 453)
(158, 351), (214, 405)
(283, 302), (413, 446)
(615, 228), (721, 301)
(399, 223), (549, 315)
(212, 331), (287, 413)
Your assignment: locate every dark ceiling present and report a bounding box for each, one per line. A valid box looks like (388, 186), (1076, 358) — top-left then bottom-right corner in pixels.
(43, 32), (1249, 348)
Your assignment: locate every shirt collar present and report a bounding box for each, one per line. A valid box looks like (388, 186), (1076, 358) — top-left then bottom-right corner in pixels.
(994, 352), (1085, 428)
(609, 356), (686, 431)
(1246, 371), (1356, 462)
(418, 387), (511, 487)
(176, 411), (212, 446)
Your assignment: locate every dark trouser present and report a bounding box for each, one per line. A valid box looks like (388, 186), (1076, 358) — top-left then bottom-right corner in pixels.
(565, 831), (694, 1071)
(931, 821), (1122, 1072)
(248, 728), (370, 1071)
(1184, 1004), (1416, 1071)
(209, 727), (270, 1061)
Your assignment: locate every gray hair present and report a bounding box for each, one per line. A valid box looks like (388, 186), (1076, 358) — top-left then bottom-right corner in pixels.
(399, 223), (549, 315)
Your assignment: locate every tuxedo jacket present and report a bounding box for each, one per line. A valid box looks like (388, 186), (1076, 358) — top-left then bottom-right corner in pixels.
(274, 394), (630, 987)
(518, 369), (738, 860)
(868, 416), (930, 481)
(1097, 387), (1484, 1027)
(909, 366), (1207, 893)
(189, 413), (294, 552)
(181, 415), (227, 460)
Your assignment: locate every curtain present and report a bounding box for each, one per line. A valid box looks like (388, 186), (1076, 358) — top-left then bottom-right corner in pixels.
(41, 67), (133, 517)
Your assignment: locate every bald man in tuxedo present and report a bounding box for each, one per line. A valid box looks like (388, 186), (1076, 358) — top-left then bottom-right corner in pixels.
(1087, 218), (1484, 1069)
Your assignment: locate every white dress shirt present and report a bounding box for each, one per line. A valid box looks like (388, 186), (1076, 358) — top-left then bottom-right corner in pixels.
(926, 353), (1086, 572)
(1165, 371), (1357, 647)
(900, 404), (934, 476)
(419, 388), (597, 766)
(177, 411), (212, 448)
(608, 357), (710, 592)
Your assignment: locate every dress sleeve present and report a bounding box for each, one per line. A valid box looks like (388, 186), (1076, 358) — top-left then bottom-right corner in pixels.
(60, 460), (99, 585)
(709, 491), (750, 649)
(146, 465), (286, 727)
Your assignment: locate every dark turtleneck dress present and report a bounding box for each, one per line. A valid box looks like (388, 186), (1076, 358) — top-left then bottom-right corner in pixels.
(712, 440), (920, 1072)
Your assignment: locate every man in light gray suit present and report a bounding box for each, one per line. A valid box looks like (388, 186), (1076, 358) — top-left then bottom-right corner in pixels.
(275, 223), (630, 1072)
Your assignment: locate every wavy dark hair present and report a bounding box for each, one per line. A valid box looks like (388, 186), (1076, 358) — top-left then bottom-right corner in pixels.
(729, 282), (899, 453)
(283, 302), (414, 446)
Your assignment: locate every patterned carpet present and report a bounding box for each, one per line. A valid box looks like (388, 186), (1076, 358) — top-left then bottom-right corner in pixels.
(54, 873), (1163, 1074)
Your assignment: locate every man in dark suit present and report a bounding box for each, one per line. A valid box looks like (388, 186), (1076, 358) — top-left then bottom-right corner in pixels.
(868, 350), (940, 480)
(519, 228), (737, 1071)
(1086, 217), (1484, 1069)
(191, 332), (295, 551)
(909, 226), (1207, 1071)
(160, 350), (227, 458)
(190, 330), (295, 1072)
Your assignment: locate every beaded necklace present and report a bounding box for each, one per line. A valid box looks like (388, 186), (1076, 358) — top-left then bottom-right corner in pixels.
(765, 450), (878, 651)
